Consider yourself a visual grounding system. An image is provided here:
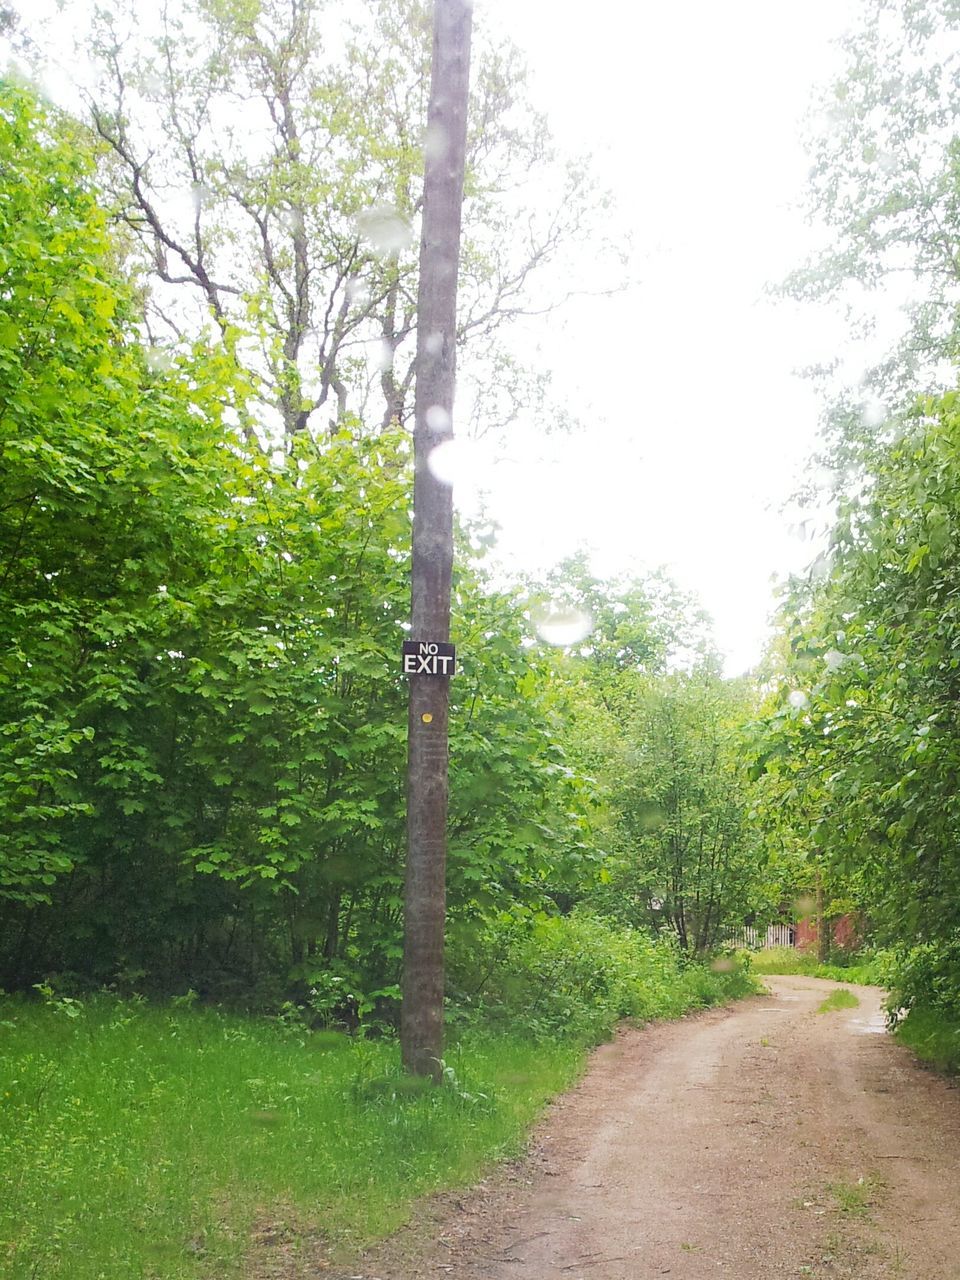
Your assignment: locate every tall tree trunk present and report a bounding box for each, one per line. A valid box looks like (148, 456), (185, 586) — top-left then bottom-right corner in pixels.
(401, 0), (473, 1081)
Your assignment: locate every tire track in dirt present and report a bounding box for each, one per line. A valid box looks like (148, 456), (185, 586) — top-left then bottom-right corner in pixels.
(303, 977), (960, 1280)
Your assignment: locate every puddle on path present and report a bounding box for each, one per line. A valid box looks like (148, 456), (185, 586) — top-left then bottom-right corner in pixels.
(849, 1012), (888, 1035)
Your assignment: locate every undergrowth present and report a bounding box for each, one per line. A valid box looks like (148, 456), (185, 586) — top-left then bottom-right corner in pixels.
(0, 995), (582, 1279)
(894, 1006), (960, 1074)
(747, 947), (883, 985)
(448, 913), (760, 1043)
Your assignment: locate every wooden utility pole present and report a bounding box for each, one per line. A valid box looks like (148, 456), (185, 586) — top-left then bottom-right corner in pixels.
(401, 0), (473, 1080)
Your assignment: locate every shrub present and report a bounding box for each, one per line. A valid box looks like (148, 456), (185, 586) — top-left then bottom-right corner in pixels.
(884, 932), (960, 1021)
(447, 912), (757, 1044)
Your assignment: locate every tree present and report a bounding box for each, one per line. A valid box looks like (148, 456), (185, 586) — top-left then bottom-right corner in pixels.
(54, 0), (611, 446)
(783, 0), (960, 414)
(755, 386), (960, 956)
(597, 670), (764, 953)
(0, 78), (607, 1008)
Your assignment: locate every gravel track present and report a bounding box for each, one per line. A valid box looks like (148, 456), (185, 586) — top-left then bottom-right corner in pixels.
(273, 977), (960, 1280)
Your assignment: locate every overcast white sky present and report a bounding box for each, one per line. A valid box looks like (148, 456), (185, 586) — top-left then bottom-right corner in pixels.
(465, 0), (873, 672)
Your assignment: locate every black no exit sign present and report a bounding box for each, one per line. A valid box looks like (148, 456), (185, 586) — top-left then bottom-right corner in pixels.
(402, 640), (456, 676)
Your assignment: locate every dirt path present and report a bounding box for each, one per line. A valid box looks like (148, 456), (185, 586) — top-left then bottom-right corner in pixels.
(329, 977), (960, 1280)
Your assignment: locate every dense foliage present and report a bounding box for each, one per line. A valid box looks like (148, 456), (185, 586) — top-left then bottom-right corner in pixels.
(75, 0), (610, 442)
(0, 76), (765, 1011)
(0, 82), (593, 1005)
(757, 394), (960, 955)
(752, 0), (960, 1045)
(0, 78), (768, 1023)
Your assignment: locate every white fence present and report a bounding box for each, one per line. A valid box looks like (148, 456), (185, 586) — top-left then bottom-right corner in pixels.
(725, 923), (796, 949)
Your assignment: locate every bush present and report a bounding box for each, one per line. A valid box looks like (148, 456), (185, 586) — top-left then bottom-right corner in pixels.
(884, 932), (960, 1021)
(447, 913), (757, 1044)
(894, 1005), (960, 1074)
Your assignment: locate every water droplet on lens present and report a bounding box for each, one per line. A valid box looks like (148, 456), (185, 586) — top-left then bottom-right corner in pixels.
(425, 404), (451, 433)
(861, 397), (887, 428)
(145, 347), (173, 373)
(346, 278), (371, 308)
(279, 206), (304, 235)
(374, 340), (394, 373)
(189, 181), (214, 212)
(427, 439), (459, 485)
(356, 204), (413, 256)
(534, 608), (593, 647)
(140, 70), (164, 96)
(423, 121), (448, 162)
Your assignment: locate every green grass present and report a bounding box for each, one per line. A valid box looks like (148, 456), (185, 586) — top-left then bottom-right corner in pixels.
(894, 1005), (960, 1074)
(748, 947), (881, 985)
(0, 995), (584, 1279)
(826, 1174), (883, 1217)
(817, 988), (861, 1013)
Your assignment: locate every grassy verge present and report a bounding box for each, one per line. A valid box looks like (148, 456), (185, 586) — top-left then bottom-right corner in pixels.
(0, 960), (754, 1280)
(894, 1005), (960, 1074)
(747, 947), (882, 985)
(817, 989), (860, 1013)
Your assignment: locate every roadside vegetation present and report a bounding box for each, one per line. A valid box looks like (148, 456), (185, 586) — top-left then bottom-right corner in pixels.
(885, 939), (960, 1074)
(893, 1007), (960, 1075)
(1, 996), (580, 1279)
(748, 948), (884, 987)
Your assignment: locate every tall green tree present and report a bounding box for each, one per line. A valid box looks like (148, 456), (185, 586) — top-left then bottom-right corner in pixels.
(594, 670), (765, 952)
(756, 389), (960, 955)
(785, 0), (960, 405)
(62, 0), (610, 445)
(0, 80), (602, 1006)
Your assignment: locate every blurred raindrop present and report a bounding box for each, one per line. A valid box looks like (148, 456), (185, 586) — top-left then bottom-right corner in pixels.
(423, 120), (448, 162)
(534, 607), (594, 647)
(190, 181), (214, 213)
(425, 330), (444, 356)
(145, 347), (174, 374)
(860, 396), (887, 428)
(346, 278), (371, 309)
(374, 340), (394, 373)
(278, 207), (304, 235)
(788, 690), (809, 710)
(795, 893), (816, 918)
(140, 70), (164, 96)
(633, 801), (666, 833)
(427, 439), (460, 485)
(809, 552), (832, 583)
(356, 204), (413, 257)
(425, 404), (451, 433)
